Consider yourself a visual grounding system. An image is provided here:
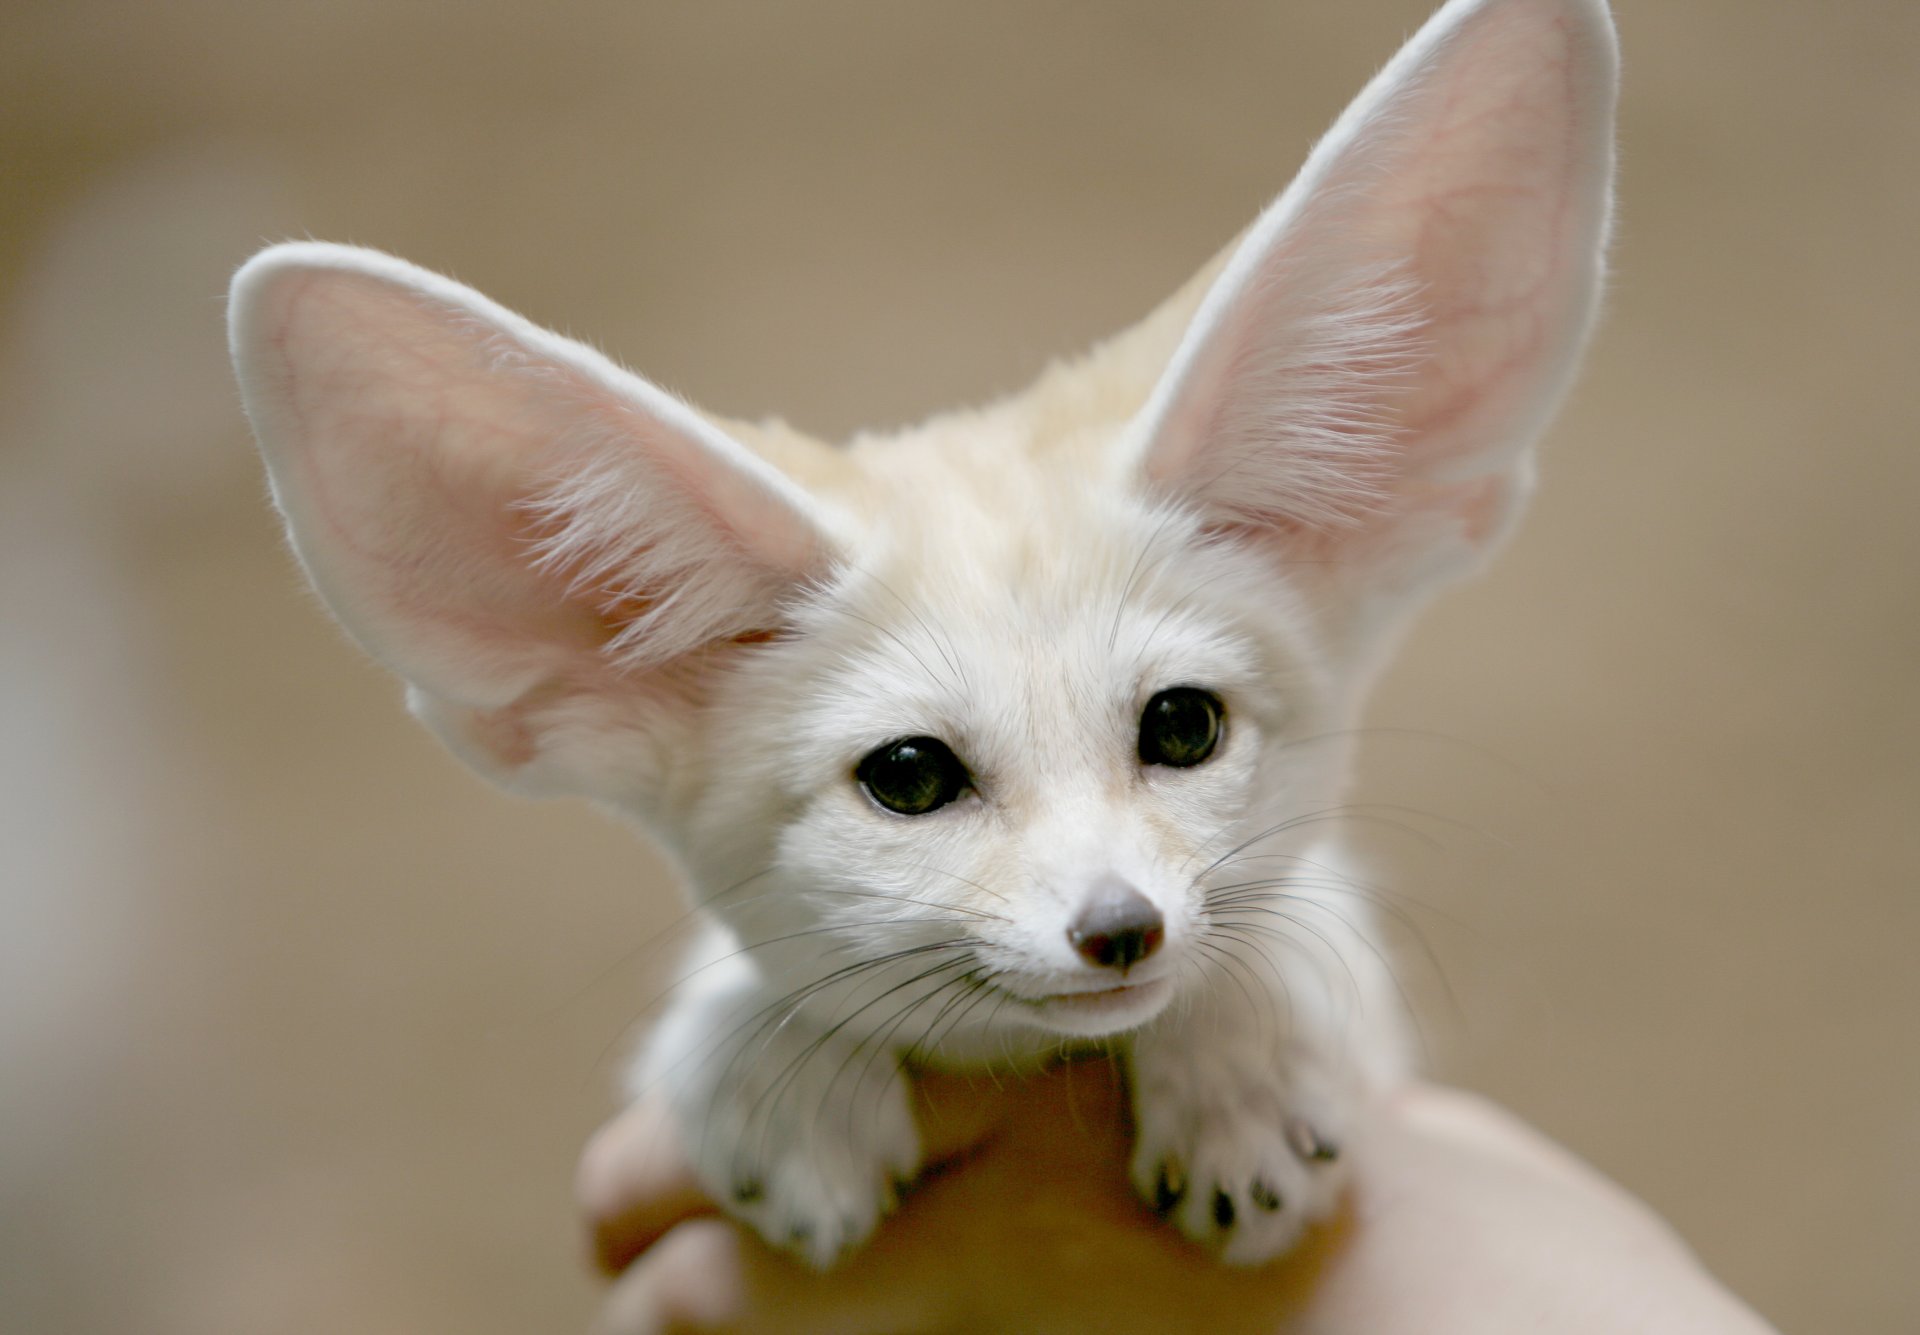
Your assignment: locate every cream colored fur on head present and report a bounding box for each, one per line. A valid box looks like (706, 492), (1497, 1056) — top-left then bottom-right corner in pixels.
(230, 0), (1615, 1270)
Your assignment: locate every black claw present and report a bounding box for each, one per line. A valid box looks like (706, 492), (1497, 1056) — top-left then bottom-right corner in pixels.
(732, 1178), (764, 1204)
(1288, 1118), (1340, 1163)
(1249, 1178), (1283, 1212)
(1154, 1161), (1186, 1214)
(1212, 1189), (1236, 1229)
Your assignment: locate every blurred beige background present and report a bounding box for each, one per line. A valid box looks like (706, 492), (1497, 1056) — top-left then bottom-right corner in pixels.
(2, 1), (1914, 1331)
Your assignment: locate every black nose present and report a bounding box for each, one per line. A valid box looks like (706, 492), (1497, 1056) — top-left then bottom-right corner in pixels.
(1067, 879), (1164, 971)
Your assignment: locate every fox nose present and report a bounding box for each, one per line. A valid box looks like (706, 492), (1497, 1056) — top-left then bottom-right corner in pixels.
(1067, 879), (1164, 971)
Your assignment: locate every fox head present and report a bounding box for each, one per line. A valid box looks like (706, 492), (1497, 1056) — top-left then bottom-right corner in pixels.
(230, 0), (1615, 1043)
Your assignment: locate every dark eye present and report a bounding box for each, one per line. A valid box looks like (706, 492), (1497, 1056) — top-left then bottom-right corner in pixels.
(855, 736), (971, 815)
(1138, 687), (1224, 768)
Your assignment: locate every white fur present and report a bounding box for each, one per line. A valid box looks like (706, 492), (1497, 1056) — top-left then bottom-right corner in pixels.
(229, 0), (1616, 1269)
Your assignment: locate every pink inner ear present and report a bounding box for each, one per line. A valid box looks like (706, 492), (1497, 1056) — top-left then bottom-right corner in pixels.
(266, 270), (613, 700)
(1384, 8), (1589, 478)
(243, 254), (834, 715)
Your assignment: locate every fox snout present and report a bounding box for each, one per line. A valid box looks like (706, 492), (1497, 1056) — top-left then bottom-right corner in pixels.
(1067, 875), (1165, 972)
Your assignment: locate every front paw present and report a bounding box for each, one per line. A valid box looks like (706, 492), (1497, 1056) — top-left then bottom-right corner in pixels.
(1129, 1045), (1353, 1265)
(679, 1048), (921, 1269)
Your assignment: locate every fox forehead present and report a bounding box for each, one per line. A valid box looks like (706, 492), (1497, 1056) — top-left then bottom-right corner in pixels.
(768, 477), (1314, 792)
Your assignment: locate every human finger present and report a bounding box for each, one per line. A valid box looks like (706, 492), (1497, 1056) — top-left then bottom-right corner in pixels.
(589, 1217), (748, 1335)
(577, 1094), (719, 1276)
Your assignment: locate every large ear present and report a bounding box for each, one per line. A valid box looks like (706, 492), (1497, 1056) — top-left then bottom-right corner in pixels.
(229, 242), (842, 796)
(1130, 0), (1616, 639)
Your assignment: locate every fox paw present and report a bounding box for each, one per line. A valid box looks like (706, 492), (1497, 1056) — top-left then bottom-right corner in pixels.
(681, 1051), (920, 1269)
(1130, 1045), (1352, 1265)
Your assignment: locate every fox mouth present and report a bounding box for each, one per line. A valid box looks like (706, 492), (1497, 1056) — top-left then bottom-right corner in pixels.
(1029, 978), (1160, 1003)
(1003, 975), (1173, 1034)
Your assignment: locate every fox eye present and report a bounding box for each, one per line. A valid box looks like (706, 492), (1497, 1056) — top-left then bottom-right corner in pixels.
(856, 736), (971, 815)
(1138, 687), (1223, 768)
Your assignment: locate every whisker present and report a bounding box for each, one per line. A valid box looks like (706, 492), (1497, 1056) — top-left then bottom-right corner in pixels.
(1204, 854), (1471, 931)
(908, 966), (1008, 1060)
(1203, 865), (1461, 1025)
(867, 571), (971, 696)
(903, 863), (1012, 907)
(836, 960), (990, 1128)
(641, 937), (974, 1099)
(1108, 505), (1186, 654)
(826, 601), (955, 697)
(1211, 904), (1434, 1058)
(746, 953), (978, 1165)
(1190, 935), (1274, 1036)
(724, 939), (975, 1075)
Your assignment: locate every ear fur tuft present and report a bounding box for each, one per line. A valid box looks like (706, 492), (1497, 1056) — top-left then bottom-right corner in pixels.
(1152, 253), (1428, 534)
(523, 440), (830, 670)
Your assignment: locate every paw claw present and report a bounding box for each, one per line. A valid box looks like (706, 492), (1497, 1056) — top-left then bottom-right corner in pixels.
(668, 1031), (919, 1268)
(1153, 1161), (1186, 1214)
(1129, 1045), (1356, 1265)
(1287, 1118), (1340, 1163)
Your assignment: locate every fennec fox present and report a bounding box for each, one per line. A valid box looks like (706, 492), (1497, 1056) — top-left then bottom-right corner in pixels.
(230, 0), (1616, 1269)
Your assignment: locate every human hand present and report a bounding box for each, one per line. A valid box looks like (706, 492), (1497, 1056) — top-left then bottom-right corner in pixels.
(576, 1058), (1776, 1334)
